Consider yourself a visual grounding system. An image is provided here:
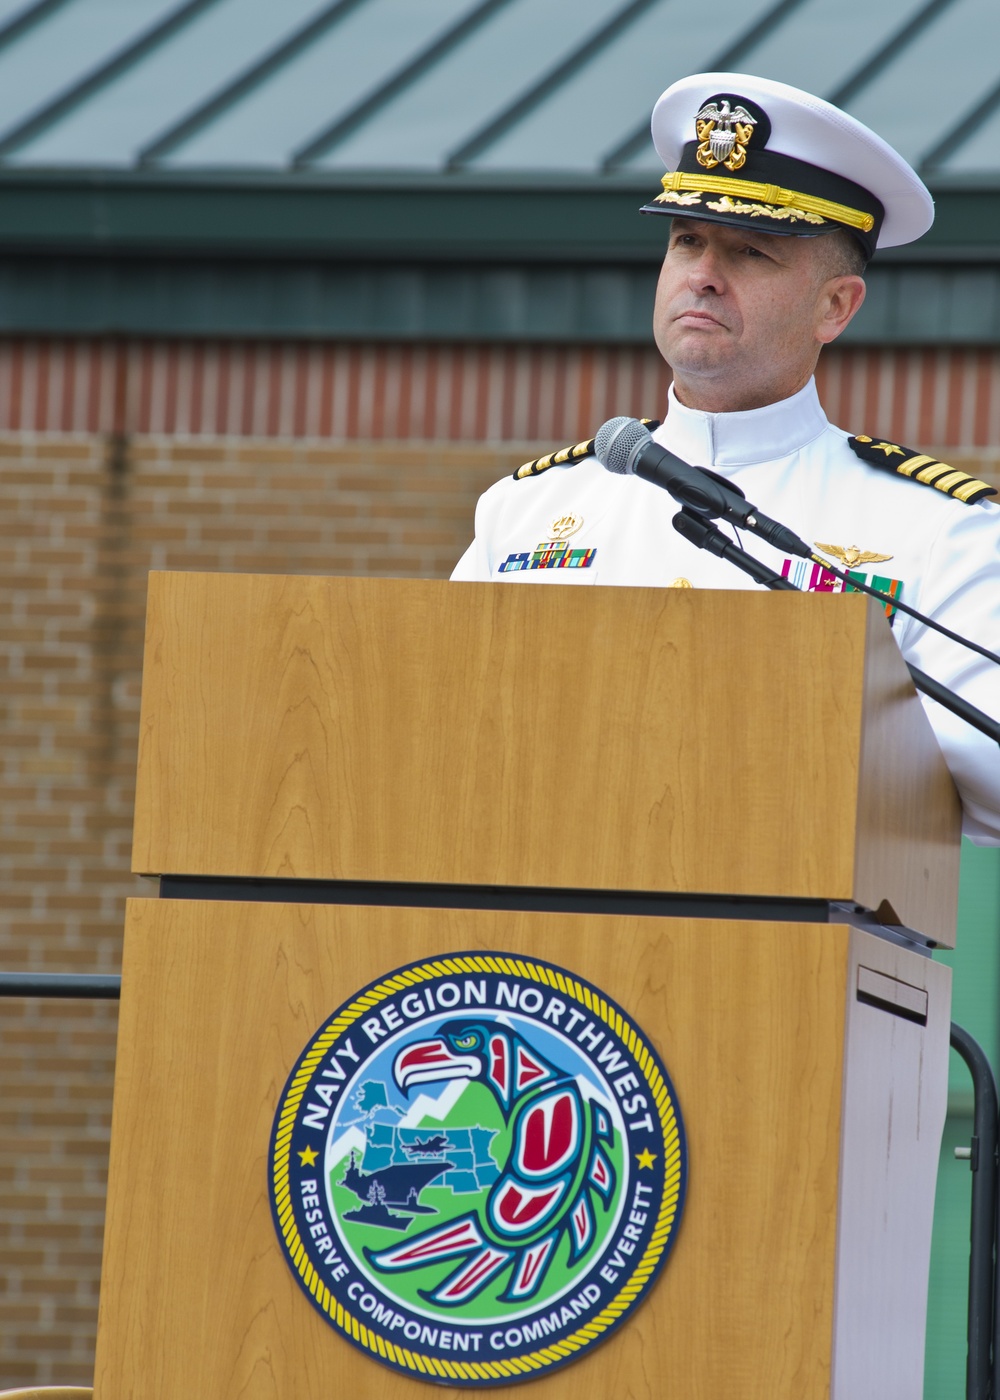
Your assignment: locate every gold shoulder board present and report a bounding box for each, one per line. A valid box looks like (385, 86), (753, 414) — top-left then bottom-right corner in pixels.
(514, 419), (662, 481)
(849, 435), (997, 505)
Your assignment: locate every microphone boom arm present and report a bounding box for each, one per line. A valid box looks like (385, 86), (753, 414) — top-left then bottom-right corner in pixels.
(672, 511), (1000, 746)
(593, 415), (1000, 671)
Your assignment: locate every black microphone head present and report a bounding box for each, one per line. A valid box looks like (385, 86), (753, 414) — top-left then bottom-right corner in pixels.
(593, 416), (651, 475)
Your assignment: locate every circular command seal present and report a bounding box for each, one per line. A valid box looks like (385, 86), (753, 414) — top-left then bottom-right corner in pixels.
(269, 952), (687, 1386)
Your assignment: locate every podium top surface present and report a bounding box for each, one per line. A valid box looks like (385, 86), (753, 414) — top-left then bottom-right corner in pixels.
(133, 572), (961, 945)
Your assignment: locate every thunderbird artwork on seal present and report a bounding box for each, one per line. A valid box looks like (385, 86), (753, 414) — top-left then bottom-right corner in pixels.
(368, 1019), (617, 1304)
(269, 954), (686, 1385)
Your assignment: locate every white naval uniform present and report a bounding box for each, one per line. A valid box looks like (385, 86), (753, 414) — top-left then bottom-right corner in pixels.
(452, 378), (1000, 845)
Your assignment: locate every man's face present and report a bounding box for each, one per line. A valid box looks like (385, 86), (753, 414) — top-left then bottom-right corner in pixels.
(652, 218), (864, 413)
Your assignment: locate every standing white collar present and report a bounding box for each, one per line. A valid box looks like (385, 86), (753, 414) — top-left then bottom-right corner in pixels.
(654, 377), (830, 469)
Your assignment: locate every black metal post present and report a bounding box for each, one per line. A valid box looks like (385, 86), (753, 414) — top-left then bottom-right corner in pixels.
(950, 1021), (998, 1400)
(0, 971), (121, 999)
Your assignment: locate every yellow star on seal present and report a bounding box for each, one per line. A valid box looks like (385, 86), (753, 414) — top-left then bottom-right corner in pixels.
(298, 1145), (319, 1167)
(635, 1148), (657, 1170)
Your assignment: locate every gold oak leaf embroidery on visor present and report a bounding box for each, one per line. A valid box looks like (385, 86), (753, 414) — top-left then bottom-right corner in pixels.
(654, 189), (704, 207)
(705, 195), (826, 225)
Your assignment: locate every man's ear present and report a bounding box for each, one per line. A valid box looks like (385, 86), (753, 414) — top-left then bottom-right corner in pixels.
(816, 275), (866, 346)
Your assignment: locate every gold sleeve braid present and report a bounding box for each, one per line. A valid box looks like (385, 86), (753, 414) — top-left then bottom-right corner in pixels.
(849, 435), (997, 505)
(514, 419), (661, 481)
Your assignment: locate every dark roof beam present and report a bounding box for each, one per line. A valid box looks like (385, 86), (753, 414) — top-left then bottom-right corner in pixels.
(445, 0), (660, 173)
(0, 0), (223, 159)
(138, 0), (370, 166)
(0, 0), (73, 56)
(919, 73), (1000, 173)
(291, 0), (516, 168)
(600, 0), (811, 173)
(825, 0), (960, 109)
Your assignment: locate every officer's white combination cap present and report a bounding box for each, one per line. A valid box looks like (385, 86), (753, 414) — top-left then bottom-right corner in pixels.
(642, 72), (934, 258)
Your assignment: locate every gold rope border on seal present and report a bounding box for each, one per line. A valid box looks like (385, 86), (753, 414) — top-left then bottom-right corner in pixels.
(658, 170), (875, 233)
(271, 953), (685, 1383)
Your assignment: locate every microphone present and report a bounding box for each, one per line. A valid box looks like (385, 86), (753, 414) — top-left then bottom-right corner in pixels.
(594, 415), (1000, 670)
(593, 416), (812, 560)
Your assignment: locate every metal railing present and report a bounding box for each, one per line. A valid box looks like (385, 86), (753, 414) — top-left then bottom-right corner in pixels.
(950, 1022), (998, 1400)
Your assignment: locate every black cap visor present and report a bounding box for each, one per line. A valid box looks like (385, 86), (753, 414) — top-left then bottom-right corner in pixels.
(642, 135), (884, 258)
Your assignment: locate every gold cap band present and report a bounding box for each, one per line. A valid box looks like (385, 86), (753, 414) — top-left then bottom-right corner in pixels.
(657, 171), (876, 233)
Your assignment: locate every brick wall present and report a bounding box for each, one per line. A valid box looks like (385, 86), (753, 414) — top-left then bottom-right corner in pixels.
(2, 429), (999, 1386)
(0, 431), (522, 1386)
(6, 341), (1000, 449)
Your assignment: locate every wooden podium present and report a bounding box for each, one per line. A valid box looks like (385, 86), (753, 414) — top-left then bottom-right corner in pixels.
(94, 574), (962, 1400)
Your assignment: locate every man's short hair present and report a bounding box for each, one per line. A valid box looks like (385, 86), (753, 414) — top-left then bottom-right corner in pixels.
(817, 227), (868, 280)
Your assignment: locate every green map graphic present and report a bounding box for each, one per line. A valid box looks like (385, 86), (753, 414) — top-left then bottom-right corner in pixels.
(329, 1078), (625, 1323)
(362, 1121), (500, 1194)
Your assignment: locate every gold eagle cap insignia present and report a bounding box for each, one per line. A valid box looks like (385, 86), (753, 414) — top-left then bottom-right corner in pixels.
(695, 99), (757, 171)
(814, 542), (894, 568)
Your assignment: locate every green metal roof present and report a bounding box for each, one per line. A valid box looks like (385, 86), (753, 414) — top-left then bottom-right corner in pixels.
(0, 0), (995, 339)
(0, 0), (994, 181)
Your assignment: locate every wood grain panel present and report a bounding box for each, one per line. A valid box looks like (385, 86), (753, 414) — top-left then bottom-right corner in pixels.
(95, 899), (854, 1400)
(131, 575), (959, 941)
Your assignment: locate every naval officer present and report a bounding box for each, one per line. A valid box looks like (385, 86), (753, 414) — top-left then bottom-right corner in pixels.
(451, 72), (1000, 846)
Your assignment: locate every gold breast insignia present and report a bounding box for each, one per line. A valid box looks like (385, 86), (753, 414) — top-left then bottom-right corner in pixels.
(549, 513), (583, 540)
(814, 542), (893, 569)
